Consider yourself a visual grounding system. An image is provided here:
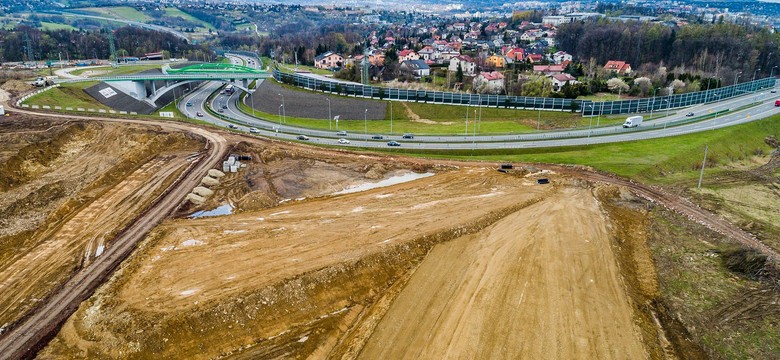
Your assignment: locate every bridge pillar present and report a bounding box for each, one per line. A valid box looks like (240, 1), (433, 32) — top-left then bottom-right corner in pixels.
(242, 79), (249, 90)
(110, 80), (147, 100)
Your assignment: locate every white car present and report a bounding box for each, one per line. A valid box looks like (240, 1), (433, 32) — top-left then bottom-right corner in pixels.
(249, 127), (260, 134)
(338, 138), (350, 144)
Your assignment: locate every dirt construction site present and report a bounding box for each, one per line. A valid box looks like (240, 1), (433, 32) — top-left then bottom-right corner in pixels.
(1, 95), (779, 358)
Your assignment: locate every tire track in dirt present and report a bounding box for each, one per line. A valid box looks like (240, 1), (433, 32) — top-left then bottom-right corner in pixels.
(0, 106), (228, 360)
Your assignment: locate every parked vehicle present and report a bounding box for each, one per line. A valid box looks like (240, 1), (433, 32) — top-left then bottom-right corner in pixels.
(387, 140), (401, 146)
(371, 135), (384, 140)
(622, 115), (643, 128)
(297, 135), (310, 140)
(402, 133), (415, 139)
(32, 76), (56, 87)
(249, 127), (260, 134)
(338, 138), (350, 144)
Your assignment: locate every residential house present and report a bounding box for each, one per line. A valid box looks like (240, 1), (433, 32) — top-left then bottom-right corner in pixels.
(550, 73), (580, 92)
(533, 64), (565, 75)
(448, 55), (477, 76)
(400, 59), (431, 78)
(505, 48), (525, 62)
(526, 53), (544, 63)
(604, 60), (632, 75)
(473, 71), (505, 94)
(551, 51), (572, 64)
(418, 46), (435, 61)
(398, 49), (420, 62)
(453, 22), (467, 31)
(314, 52), (343, 70)
(486, 54), (506, 68)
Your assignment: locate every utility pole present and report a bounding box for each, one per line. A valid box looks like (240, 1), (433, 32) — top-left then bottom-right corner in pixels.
(698, 144), (709, 190)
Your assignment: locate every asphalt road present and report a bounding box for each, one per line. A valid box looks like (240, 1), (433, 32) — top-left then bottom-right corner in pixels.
(180, 57), (780, 150)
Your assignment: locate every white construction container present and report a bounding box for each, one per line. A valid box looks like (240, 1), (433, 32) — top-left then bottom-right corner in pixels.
(0, 105), (4, 116)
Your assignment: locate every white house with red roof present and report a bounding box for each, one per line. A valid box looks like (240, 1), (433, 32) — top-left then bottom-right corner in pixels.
(473, 71), (505, 94)
(550, 73), (580, 92)
(604, 60), (632, 75)
(448, 55), (477, 76)
(398, 49), (420, 62)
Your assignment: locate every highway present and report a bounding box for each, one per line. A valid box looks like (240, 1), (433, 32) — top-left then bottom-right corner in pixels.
(179, 55), (780, 150)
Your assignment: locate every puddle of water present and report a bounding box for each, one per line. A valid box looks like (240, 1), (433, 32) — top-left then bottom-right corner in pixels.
(189, 203), (234, 218)
(333, 172), (434, 195)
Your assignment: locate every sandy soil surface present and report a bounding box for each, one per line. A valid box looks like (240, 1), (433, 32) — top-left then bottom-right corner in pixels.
(0, 119), (200, 331)
(43, 167), (556, 358)
(360, 186), (648, 359)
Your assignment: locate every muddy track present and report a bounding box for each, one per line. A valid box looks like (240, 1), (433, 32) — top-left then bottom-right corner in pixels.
(0, 106), (228, 359)
(548, 165), (780, 263)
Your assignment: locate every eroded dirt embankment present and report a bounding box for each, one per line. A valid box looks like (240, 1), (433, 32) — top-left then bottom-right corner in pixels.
(0, 118), (201, 333)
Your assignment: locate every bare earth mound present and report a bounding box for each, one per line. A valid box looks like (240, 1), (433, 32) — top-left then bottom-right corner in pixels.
(0, 118), (201, 332)
(359, 186), (648, 359)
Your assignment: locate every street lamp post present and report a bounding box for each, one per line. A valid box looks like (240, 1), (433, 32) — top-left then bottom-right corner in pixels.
(327, 98), (332, 130)
(278, 93), (285, 123)
(364, 109), (368, 136)
(771, 65), (778, 78)
(650, 87), (658, 120)
(753, 68), (761, 83)
(278, 104), (283, 127)
(734, 72), (742, 99)
(389, 101), (393, 134)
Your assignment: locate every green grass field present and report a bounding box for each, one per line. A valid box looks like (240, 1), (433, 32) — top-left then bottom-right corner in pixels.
(22, 82), (110, 110)
(163, 7), (214, 30)
(375, 115), (780, 183)
(70, 64), (161, 77)
(79, 6), (153, 22)
(39, 21), (77, 31)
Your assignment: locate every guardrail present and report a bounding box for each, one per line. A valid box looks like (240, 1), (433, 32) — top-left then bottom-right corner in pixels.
(272, 68), (777, 116)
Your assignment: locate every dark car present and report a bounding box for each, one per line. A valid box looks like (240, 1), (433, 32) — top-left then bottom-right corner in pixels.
(371, 135), (384, 140)
(686, 112), (694, 117)
(387, 141), (401, 147)
(196, 112), (204, 117)
(228, 124), (238, 129)
(297, 135), (310, 140)
(402, 133), (415, 139)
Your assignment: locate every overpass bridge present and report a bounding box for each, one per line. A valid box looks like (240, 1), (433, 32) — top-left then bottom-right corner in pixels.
(60, 63), (270, 105)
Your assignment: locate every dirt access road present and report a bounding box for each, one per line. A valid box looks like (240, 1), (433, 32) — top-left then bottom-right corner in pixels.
(359, 186), (648, 359)
(0, 104), (228, 359)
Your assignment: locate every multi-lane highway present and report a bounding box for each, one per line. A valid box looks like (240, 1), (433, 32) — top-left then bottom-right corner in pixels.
(180, 55), (780, 149)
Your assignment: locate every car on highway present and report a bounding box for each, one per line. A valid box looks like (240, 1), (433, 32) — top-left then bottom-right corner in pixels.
(196, 112), (204, 117)
(772, 90), (777, 93)
(371, 135), (384, 140)
(686, 112), (694, 117)
(402, 133), (415, 139)
(186, 102), (193, 107)
(249, 127), (260, 134)
(338, 138), (350, 144)
(387, 140), (401, 147)
(218, 108), (224, 113)
(336, 130), (348, 136)
(776, 100), (780, 107)
(297, 135), (310, 140)
(222, 105), (228, 109)
(228, 124), (238, 129)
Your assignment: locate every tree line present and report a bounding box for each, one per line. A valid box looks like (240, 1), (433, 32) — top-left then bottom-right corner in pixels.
(0, 26), (202, 63)
(556, 20), (779, 82)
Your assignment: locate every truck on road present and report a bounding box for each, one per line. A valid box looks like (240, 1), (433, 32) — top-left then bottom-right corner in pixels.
(32, 76), (56, 87)
(622, 115), (643, 128)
